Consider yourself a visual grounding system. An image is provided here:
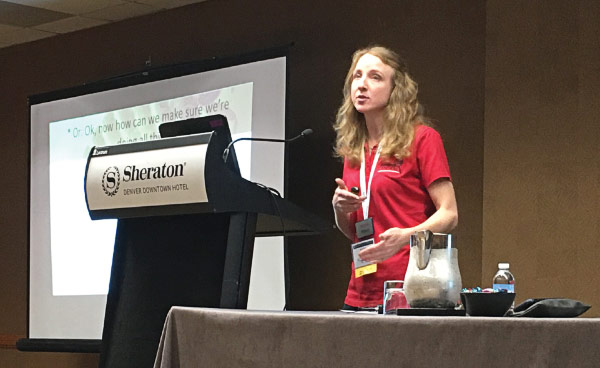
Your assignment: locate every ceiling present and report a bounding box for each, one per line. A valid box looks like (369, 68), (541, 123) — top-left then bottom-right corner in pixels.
(0, 0), (208, 49)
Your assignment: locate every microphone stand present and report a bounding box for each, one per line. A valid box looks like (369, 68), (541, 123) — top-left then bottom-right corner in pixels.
(220, 128), (313, 310)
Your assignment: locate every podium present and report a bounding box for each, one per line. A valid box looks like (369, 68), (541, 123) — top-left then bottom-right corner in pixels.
(84, 116), (328, 368)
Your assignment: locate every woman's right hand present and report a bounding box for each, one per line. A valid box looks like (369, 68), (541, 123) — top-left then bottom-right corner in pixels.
(332, 178), (365, 214)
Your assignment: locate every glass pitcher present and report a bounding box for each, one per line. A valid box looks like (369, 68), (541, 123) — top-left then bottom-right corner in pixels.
(404, 231), (462, 308)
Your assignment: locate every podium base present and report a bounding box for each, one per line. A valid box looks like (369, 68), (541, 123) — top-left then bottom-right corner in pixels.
(99, 212), (253, 368)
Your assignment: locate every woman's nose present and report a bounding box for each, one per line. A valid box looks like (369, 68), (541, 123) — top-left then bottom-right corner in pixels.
(357, 77), (367, 90)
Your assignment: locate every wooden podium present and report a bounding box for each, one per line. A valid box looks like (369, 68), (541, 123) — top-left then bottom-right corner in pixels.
(84, 116), (328, 368)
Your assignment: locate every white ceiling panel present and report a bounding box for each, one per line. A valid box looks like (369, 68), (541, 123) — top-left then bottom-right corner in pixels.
(0, 0), (210, 49)
(33, 15), (108, 34)
(0, 23), (23, 33)
(83, 2), (156, 22)
(4, 0), (128, 15)
(0, 26), (53, 44)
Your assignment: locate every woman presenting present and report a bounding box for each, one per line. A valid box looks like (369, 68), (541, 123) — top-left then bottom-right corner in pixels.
(332, 46), (458, 310)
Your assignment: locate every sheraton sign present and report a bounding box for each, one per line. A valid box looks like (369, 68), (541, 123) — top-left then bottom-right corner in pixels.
(123, 163), (185, 182)
(85, 135), (210, 214)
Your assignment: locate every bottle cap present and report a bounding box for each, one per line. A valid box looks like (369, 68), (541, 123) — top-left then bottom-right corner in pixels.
(498, 262), (510, 269)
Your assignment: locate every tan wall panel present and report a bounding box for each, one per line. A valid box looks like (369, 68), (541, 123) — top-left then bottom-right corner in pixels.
(485, 0), (600, 314)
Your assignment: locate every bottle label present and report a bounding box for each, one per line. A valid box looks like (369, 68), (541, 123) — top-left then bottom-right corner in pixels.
(493, 283), (515, 293)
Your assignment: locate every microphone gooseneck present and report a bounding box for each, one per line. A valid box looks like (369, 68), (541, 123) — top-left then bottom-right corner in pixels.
(222, 128), (313, 163)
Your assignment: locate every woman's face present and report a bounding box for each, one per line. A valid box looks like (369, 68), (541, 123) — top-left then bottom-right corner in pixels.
(350, 53), (395, 117)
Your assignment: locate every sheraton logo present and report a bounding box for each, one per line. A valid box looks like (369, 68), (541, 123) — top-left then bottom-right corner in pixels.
(102, 166), (120, 197)
(101, 162), (186, 197)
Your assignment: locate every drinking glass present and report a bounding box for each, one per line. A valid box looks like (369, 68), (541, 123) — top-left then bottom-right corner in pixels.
(383, 280), (409, 314)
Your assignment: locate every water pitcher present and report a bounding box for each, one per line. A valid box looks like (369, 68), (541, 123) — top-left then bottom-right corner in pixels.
(404, 231), (462, 308)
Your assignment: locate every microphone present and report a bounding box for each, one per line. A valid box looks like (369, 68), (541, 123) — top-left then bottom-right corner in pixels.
(222, 128), (313, 163)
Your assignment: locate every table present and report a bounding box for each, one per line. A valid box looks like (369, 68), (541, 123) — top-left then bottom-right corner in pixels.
(154, 307), (600, 367)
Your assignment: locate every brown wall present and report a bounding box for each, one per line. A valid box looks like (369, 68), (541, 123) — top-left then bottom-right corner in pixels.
(0, 0), (488, 366)
(484, 1), (600, 311)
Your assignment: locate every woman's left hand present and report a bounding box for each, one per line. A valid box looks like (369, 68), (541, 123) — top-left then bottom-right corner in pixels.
(358, 227), (411, 263)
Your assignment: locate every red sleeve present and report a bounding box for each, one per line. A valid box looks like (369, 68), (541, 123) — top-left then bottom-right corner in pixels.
(415, 126), (451, 188)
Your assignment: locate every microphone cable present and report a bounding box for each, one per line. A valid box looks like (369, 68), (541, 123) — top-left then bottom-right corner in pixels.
(254, 181), (289, 310)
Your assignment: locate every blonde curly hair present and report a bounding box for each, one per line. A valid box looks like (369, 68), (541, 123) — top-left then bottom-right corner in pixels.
(333, 46), (423, 166)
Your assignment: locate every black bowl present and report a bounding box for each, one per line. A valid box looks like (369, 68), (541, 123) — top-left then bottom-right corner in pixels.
(460, 292), (515, 317)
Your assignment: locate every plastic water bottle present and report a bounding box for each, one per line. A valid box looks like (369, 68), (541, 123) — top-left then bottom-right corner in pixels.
(492, 263), (515, 293)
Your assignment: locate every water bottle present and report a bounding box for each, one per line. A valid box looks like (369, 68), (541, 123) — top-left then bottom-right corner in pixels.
(492, 263), (515, 293)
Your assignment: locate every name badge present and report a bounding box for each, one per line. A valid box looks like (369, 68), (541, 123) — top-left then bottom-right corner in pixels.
(351, 238), (377, 278)
(355, 217), (374, 239)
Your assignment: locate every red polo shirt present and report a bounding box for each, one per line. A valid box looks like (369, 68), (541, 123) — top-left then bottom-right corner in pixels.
(342, 125), (451, 307)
